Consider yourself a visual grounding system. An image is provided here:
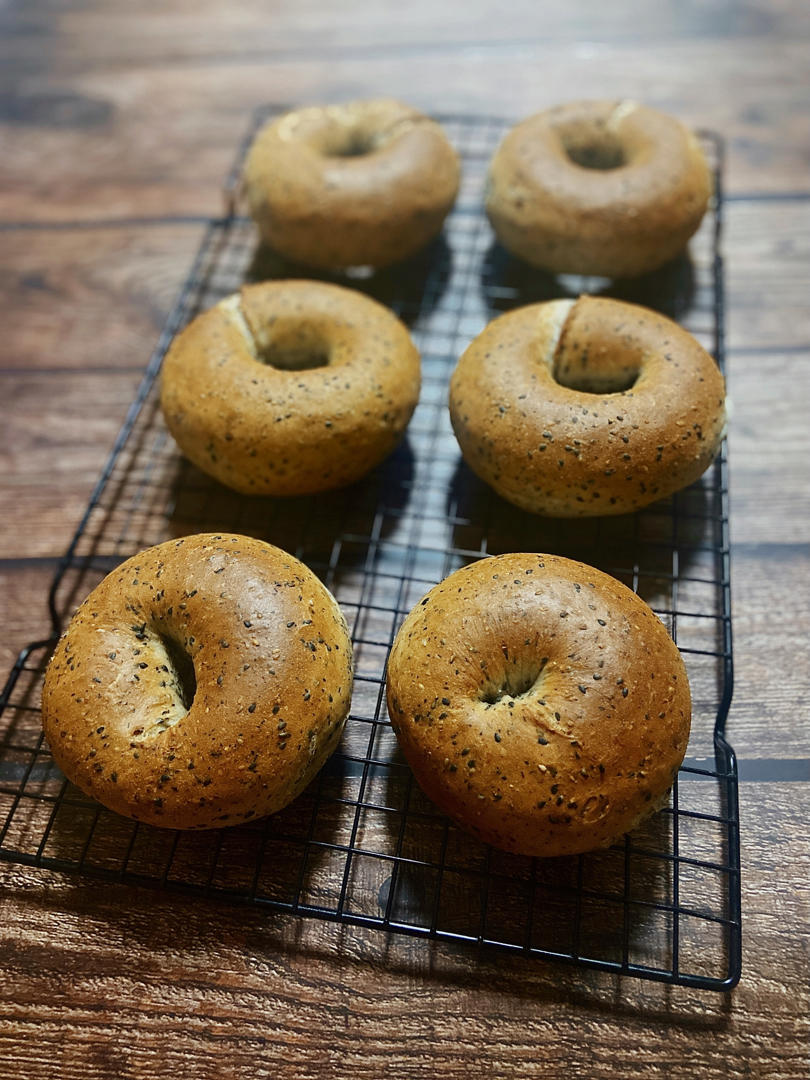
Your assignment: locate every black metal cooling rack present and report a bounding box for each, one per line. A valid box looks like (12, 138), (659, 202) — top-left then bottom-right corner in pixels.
(0, 110), (741, 990)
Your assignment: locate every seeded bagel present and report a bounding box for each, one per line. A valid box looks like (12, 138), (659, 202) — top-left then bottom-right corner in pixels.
(160, 280), (421, 496)
(386, 553), (691, 858)
(449, 295), (726, 516)
(244, 99), (460, 269)
(486, 100), (711, 278)
(41, 533), (353, 829)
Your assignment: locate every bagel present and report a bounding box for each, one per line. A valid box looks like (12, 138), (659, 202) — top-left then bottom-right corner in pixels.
(386, 552), (691, 858)
(486, 100), (711, 278)
(243, 99), (461, 269)
(160, 279), (421, 496)
(448, 295), (726, 517)
(41, 533), (353, 830)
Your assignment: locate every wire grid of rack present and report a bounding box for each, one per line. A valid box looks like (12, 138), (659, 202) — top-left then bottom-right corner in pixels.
(0, 110), (740, 989)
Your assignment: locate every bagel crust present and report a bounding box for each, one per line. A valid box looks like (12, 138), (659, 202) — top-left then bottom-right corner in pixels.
(41, 533), (353, 830)
(244, 99), (460, 269)
(486, 100), (711, 277)
(449, 295), (726, 516)
(160, 280), (421, 496)
(386, 553), (691, 858)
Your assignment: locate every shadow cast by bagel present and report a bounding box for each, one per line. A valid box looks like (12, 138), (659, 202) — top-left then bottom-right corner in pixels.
(15, 789), (733, 1025)
(479, 240), (696, 322)
(446, 454), (718, 617)
(163, 436), (415, 573)
(23, 743), (727, 1018)
(375, 753), (677, 968)
(34, 749), (363, 917)
(246, 232), (453, 327)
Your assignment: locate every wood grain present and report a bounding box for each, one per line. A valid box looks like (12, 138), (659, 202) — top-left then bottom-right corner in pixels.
(0, 563), (59, 673)
(0, 782), (806, 1079)
(0, 3), (808, 222)
(0, 369), (143, 559)
(0, 225), (204, 372)
(0, 203), (807, 360)
(6, 0), (807, 64)
(726, 350), (810, 542)
(725, 201), (810, 351)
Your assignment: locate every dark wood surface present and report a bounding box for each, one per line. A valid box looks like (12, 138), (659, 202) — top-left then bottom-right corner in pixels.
(1, 2), (809, 1076)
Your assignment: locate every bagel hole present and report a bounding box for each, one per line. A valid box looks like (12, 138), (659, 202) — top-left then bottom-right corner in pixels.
(322, 130), (377, 158)
(481, 660), (547, 706)
(252, 321), (333, 371)
(161, 633), (197, 712)
(257, 342), (331, 371)
(552, 361), (640, 394)
(562, 134), (626, 171)
(130, 630), (197, 741)
(237, 302), (333, 371)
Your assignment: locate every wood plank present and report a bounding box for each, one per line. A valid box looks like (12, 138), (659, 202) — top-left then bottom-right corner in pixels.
(725, 350), (810, 541)
(725, 202), (810, 352)
(729, 541), (810, 759)
(0, 563), (58, 673)
(0, 225), (204, 372)
(0, 781), (806, 1079)
(0, 371), (140, 559)
(2, 204), (808, 364)
(4, 0), (808, 65)
(0, 35), (808, 223)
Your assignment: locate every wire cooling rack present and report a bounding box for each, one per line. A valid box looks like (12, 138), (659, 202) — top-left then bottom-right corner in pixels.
(0, 110), (740, 989)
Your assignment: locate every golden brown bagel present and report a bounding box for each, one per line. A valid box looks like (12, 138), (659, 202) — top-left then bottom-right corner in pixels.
(160, 279), (421, 496)
(386, 553), (691, 858)
(41, 533), (353, 829)
(486, 100), (711, 277)
(449, 295), (726, 516)
(243, 99), (461, 269)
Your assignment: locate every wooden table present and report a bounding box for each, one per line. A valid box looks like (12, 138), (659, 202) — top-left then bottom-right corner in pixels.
(1, 3), (808, 1076)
